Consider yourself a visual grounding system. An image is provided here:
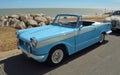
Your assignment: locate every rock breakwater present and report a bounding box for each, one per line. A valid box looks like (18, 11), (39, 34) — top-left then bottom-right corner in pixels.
(0, 13), (52, 29)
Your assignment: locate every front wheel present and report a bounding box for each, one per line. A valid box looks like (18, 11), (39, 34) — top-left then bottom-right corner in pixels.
(98, 33), (105, 44)
(47, 47), (65, 66)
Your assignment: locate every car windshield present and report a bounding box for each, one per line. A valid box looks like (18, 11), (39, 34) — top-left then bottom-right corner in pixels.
(52, 15), (78, 28)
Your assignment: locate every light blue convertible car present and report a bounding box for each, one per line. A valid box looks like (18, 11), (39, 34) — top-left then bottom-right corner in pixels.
(16, 14), (112, 65)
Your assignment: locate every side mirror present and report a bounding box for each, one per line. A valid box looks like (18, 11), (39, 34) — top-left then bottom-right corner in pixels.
(79, 25), (83, 28)
(78, 25), (83, 30)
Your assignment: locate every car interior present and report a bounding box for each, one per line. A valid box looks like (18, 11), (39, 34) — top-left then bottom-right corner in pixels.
(68, 20), (96, 27)
(81, 20), (95, 26)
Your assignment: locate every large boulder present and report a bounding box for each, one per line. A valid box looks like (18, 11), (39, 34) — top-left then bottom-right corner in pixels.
(9, 18), (19, 28)
(27, 25), (33, 28)
(0, 18), (7, 26)
(4, 21), (9, 26)
(9, 15), (19, 19)
(19, 14), (33, 23)
(27, 20), (37, 26)
(0, 20), (4, 26)
(45, 16), (52, 24)
(38, 22), (46, 26)
(0, 16), (5, 21)
(3, 19), (9, 26)
(34, 17), (47, 24)
(0, 13), (52, 29)
(31, 14), (43, 17)
(3, 19), (7, 22)
(5, 18), (11, 26)
(5, 16), (8, 19)
(15, 21), (26, 29)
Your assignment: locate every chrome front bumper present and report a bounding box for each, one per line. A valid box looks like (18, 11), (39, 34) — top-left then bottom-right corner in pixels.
(106, 30), (112, 35)
(19, 46), (45, 61)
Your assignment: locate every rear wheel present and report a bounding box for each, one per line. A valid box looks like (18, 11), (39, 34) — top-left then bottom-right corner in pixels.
(47, 47), (65, 66)
(99, 33), (105, 44)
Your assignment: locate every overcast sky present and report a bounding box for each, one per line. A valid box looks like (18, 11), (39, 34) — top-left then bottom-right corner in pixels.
(0, 0), (120, 8)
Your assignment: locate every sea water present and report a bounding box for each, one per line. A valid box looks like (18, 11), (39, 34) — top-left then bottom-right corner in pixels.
(0, 8), (106, 17)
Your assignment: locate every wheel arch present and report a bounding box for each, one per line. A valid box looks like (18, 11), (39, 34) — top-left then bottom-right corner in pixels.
(98, 31), (106, 44)
(49, 44), (69, 56)
(102, 32), (106, 35)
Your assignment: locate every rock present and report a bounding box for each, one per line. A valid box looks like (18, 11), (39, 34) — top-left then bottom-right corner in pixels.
(5, 16), (8, 19)
(7, 18), (13, 26)
(38, 22), (46, 26)
(27, 25), (33, 28)
(19, 14), (33, 23)
(15, 21), (26, 29)
(9, 18), (19, 27)
(0, 16), (5, 21)
(3, 19), (7, 22)
(36, 14), (43, 17)
(8, 18), (12, 22)
(0, 18), (9, 26)
(3, 19), (9, 26)
(27, 20), (37, 26)
(34, 17), (41, 22)
(0, 21), (5, 26)
(34, 17), (47, 24)
(0, 18), (8, 26)
(31, 14), (42, 17)
(30, 14), (35, 17)
(0, 13), (52, 29)
(41, 14), (47, 17)
(9, 15), (19, 19)
(45, 16), (52, 24)
(4, 21), (9, 26)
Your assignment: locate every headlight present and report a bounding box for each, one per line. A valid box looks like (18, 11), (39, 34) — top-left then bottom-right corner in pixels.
(30, 37), (37, 47)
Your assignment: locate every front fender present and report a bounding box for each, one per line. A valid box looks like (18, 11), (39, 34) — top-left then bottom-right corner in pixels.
(34, 37), (75, 56)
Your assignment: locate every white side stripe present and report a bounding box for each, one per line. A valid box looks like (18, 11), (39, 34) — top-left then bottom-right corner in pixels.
(36, 26), (102, 48)
(36, 32), (75, 48)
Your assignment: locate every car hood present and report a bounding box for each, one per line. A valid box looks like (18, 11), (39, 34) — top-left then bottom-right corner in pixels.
(18, 25), (75, 42)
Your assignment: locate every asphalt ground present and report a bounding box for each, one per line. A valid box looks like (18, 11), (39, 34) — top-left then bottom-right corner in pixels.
(0, 31), (120, 75)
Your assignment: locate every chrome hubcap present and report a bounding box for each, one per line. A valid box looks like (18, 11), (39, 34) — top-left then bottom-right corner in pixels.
(51, 49), (64, 64)
(100, 34), (104, 43)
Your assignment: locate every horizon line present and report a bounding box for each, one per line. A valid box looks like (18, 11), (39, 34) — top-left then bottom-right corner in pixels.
(0, 7), (119, 9)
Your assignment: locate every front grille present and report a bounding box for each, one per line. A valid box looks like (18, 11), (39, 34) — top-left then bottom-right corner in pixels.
(19, 39), (30, 49)
(18, 39), (34, 54)
(19, 39), (24, 45)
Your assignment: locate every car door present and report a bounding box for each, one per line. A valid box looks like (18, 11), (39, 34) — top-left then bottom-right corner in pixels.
(75, 25), (98, 51)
